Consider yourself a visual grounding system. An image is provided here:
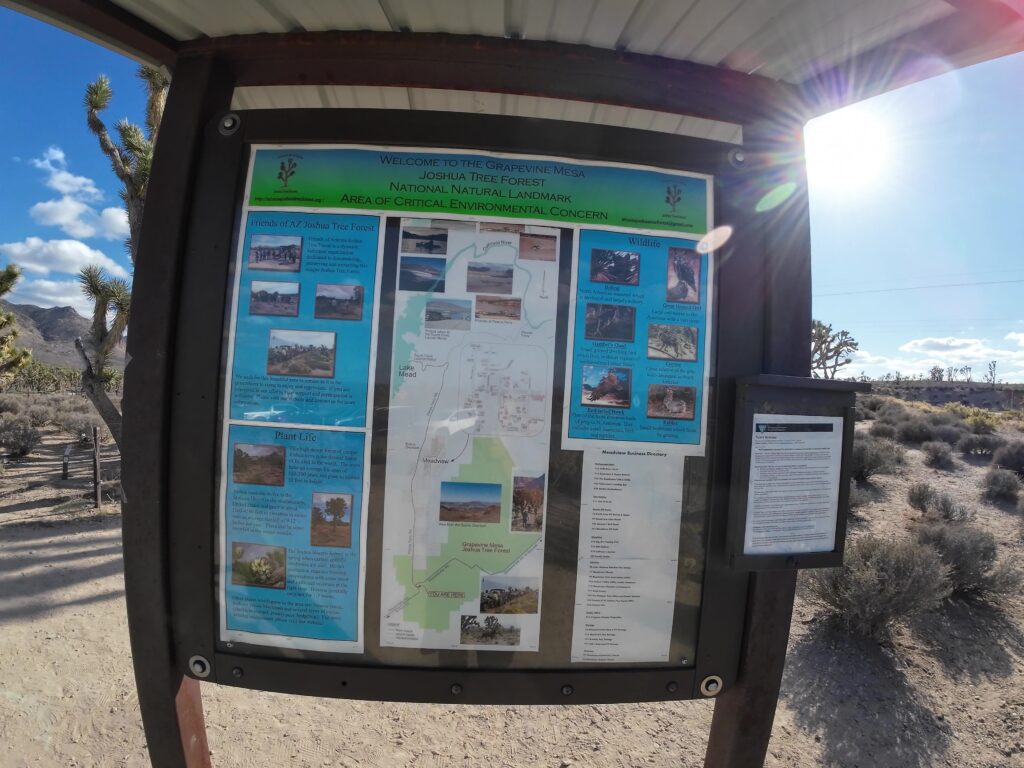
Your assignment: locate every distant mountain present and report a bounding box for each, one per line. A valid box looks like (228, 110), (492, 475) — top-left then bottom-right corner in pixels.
(1, 301), (125, 370)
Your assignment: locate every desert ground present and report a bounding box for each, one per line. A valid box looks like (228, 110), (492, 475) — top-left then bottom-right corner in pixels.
(2, 402), (1023, 767)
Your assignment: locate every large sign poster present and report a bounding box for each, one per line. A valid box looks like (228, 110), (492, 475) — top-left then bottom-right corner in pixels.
(218, 144), (713, 661)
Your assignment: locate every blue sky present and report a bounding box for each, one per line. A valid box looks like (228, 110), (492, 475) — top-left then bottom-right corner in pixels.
(0, 7), (142, 315)
(806, 51), (1024, 383)
(2, 7), (1022, 381)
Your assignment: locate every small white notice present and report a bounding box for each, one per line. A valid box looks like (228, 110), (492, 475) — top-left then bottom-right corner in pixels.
(571, 450), (684, 663)
(743, 413), (844, 556)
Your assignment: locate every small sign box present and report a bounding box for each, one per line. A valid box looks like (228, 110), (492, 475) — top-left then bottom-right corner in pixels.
(727, 375), (868, 571)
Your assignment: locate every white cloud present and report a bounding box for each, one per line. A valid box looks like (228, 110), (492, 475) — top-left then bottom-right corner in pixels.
(899, 337), (984, 353)
(30, 146), (102, 201)
(27, 147), (127, 242)
(30, 196), (96, 238)
(7, 278), (93, 317)
(849, 335), (1024, 383)
(0, 237), (129, 279)
(97, 207), (129, 239)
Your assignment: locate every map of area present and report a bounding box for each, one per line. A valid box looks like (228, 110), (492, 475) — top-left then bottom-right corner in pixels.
(380, 218), (560, 651)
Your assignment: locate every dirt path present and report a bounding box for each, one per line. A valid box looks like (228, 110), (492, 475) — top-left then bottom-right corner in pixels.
(1, 421), (1022, 767)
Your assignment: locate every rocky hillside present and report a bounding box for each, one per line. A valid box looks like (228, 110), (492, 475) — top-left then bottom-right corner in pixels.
(1, 301), (125, 370)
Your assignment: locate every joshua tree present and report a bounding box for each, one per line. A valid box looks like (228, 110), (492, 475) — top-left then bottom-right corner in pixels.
(78, 66), (168, 450)
(0, 265), (31, 378)
(811, 320), (859, 379)
(85, 66), (169, 264)
(76, 265), (130, 449)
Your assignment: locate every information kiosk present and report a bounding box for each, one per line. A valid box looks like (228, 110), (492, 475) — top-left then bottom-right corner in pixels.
(6, 2), (1020, 766)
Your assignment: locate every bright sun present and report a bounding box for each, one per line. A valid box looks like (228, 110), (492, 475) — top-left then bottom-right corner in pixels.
(805, 107), (891, 194)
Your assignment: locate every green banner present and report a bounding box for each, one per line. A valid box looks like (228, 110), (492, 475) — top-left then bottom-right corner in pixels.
(249, 147), (710, 234)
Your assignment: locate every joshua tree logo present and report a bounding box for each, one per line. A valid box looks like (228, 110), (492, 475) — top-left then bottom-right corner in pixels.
(277, 158), (298, 188)
(665, 184), (682, 213)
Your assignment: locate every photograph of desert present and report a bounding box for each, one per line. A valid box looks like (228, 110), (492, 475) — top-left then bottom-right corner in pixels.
(438, 480), (502, 523)
(232, 443), (286, 486)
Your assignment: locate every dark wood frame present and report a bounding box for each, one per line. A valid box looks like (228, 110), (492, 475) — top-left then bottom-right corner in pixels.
(726, 375), (868, 572)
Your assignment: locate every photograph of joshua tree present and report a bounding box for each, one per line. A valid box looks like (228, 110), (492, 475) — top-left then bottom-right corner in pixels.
(231, 542), (287, 589)
(512, 474), (545, 532)
(647, 323), (698, 361)
(310, 492), (353, 548)
(249, 281), (299, 316)
(266, 329), (336, 378)
(314, 284), (363, 320)
(232, 443), (285, 486)
(248, 234), (302, 272)
(459, 614), (521, 646)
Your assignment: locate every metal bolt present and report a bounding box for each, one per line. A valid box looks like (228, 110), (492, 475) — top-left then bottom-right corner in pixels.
(561, 684), (574, 696)
(450, 683), (463, 696)
(680, 657), (690, 666)
(666, 681), (679, 693)
(231, 667), (243, 679)
(700, 675), (723, 697)
(218, 113), (240, 136)
(188, 655), (211, 679)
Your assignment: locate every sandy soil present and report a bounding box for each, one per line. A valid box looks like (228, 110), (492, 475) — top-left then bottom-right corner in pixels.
(1, 415), (1022, 767)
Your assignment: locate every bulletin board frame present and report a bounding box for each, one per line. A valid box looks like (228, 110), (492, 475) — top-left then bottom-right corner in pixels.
(138, 107), (765, 706)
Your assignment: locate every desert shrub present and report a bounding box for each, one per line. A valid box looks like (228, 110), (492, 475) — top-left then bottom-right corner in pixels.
(930, 492), (974, 523)
(984, 468), (1020, 502)
(0, 394), (25, 415)
(931, 424), (967, 446)
(807, 535), (950, 638)
(876, 402), (909, 425)
(907, 482), (935, 512)
(922, 440), (954, 469)
(56, 412), (103, 440)
(896, 417), (936, 444)
(966, 412), (999, 435)
(926, 411), (963, 427)
(956, 433), (1006, 457)
(993, 442), (1024, 477)
(918, 524), (1023, 599)
(25, 404), (55, 427)
(0, 417), (41, 457)
(851, 436), (905, 482)
(868, 422), (897, 440)
(854, 406), (870, 421)
(860, 396), (885, 413)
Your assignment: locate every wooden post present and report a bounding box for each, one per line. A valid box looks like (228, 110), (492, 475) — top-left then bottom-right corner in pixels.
(704, 117), (813, 767)
(93, 427), (102, 509)
(121, 53), (233, 768)
(62, 445), (71, 480)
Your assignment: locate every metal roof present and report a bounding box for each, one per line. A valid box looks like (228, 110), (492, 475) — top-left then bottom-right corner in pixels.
(105, 0), (955, 84)
(5, 0), (1024, 120)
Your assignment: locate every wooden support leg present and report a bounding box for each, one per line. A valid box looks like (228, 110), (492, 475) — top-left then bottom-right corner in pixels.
(175, 678), (212, 767)
(704, 571), (798, 767)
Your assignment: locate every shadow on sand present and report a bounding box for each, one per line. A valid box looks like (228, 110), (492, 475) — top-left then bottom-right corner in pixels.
(782, 619), (952, 768)
(908, 598), (1024, 684)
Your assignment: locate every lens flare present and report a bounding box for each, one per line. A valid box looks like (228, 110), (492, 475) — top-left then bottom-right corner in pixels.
(755, 183), (797, 213)
(697, 226), (733, 254)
